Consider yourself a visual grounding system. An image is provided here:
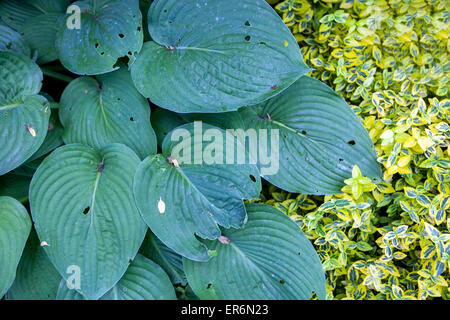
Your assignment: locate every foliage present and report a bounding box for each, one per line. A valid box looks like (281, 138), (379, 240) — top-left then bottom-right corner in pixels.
(0, 0), (387, 300)
(265, 0), (449, 300)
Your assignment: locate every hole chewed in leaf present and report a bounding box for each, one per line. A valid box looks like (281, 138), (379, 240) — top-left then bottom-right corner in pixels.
(347, 140), (356, 145)
(249, 175), (256, 182)
(83, 207), (90, 215)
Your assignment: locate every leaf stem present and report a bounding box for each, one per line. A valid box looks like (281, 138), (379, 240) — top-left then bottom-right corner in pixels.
(41, 68), (74, 83)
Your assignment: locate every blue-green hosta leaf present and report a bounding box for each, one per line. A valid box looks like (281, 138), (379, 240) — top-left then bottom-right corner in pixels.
(239, 76), (382, 194)
(140, 232), (186, 285)
(0, 196), (32, 297)
(8, 230), (61, 300)
(59, 67), (157, 159)
(184, 203), (326, 300)
(0, 51), (50, 175)
(131, 0), (309, 113)
(0, 0), (70, 64)
(27, 108), (64, 163)
(134, 123), (262, 261)
(56, 0), (143, 75)
(56, 254), (176, 300)
(0, 24), (31, 56)
(29, 143), (148, 300)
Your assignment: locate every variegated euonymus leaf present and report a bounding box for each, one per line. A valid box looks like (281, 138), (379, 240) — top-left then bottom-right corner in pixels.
(29, 143), (148, 300)
(8, 230), (61, 300)
(131, 0), (310, 113)
(56, 0), (143, 75)
(0, 24), (31, 57)
(239, 76), (382, 194)
(59, 67), (157, 159)
(0, 196), (32, 297)
(0, 51), (50, 176)
(184, 203), (326, 300)
(140, 232), (186, 285)
(134, 123), (262, 261)
(56, 254), (176, 300)
(0, 0), (70, 64)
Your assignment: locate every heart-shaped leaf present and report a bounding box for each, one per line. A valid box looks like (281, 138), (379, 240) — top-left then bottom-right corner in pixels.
(140, 231), (186, 285)
(239, 76), (382, 194)
(56, 0), (143, 75)
(8, 230), (61, 300)
(56, 254), (176, 300)
(131, 0), (309, 113)
(184, 203), (326, 300)
(0, 51), (49, 175)
(0, 0), (70, 64)
(59, 67), (157, 159)
(29, 143), (148, 300)
(134, 123), (261, 261)
(0, 24), (31, 56)
(0, 196), (32, 297)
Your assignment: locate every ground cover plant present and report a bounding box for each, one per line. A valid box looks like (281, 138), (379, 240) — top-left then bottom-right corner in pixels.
(0, 0), (441, 301)
(265, 0), (449, 300)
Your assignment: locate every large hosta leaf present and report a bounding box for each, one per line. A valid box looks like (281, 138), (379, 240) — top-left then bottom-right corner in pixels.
(131, 0), (309, 113)
(8, 230), (61, 300)
(239, 76), (382, 194)
(57, 254), (176, 300)
(0, 51), (49, 175)
(184, 203), (326, 300)
(56, 0), (143, 75)
(140, 232), (186, 285)
(0, 24), (31, 56)
(0, 0), (70, 64)
(134, 123), (261, 261)
(29, 143), (148, 300)
(0, 196), (32, 297)
(59, 67), (157, 159)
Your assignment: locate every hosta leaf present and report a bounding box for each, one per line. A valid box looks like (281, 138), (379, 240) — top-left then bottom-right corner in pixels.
(56, 0), (143, 75)
(8, 230), (61, 300)
(134, 123), (261, 261)
(56, 254), (176, 300)
(29, 143), (148, 300)
(27, 108), (64, 163)
(0, 0), (70, 64)
(0, 196), (32, 297)
(131, 0), (309, 113)
(184, 203), (326, 300)
(140, 231), (186, 285)
(0, 24), (31, 56)
(0, 51), (49, 175)
(59, 67), (157, 159)
(239, 76), (381, 194)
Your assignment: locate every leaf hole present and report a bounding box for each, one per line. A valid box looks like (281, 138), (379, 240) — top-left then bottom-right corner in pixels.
(249, 175), (256, 182)
(128, 51), (133, 56)
(279, 279), (285, 285)
(137, 27), (141, 32)
(83, 207), (90, 215)
(297, 251), (301, 256)
(206, 283), (213, 289)
(95, 43), (99, 48)
(130, 117), (134, 122)
(118, 33), (125, 39)
(301, 130), (307, 135)
(245, 35), (251, 41)
(339, 158), (344, 162)
(244, 21), (251, 26)
(347, 140), (356, 145)
(100, 52), (105, 55)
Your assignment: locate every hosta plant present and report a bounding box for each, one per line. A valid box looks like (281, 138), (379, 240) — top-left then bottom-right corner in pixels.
(0, 0), (381, 300)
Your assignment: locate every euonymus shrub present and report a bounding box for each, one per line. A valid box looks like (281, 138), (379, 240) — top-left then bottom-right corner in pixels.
(0, 0), (381, 300)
